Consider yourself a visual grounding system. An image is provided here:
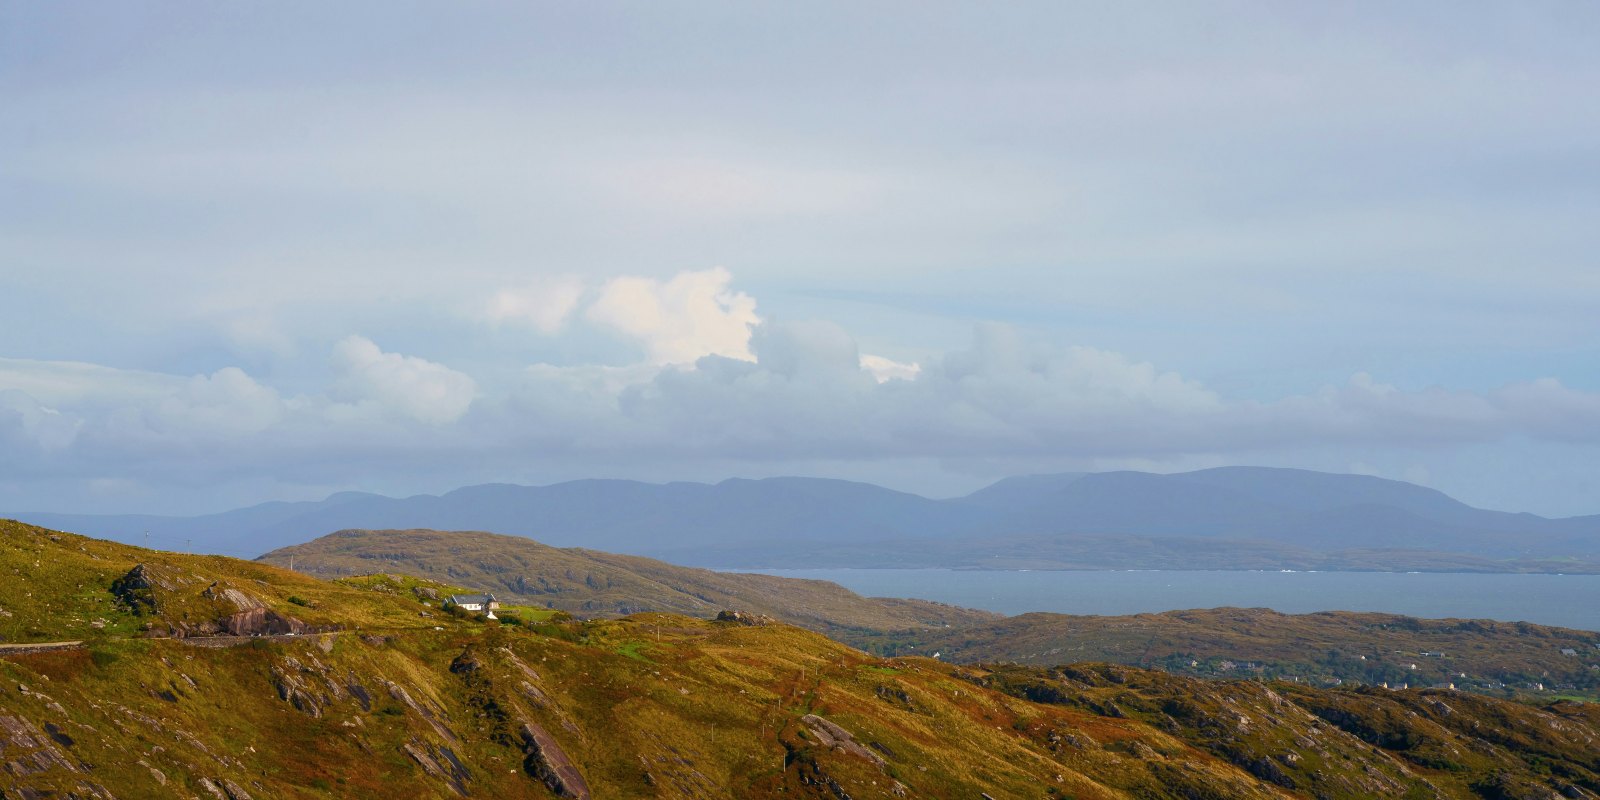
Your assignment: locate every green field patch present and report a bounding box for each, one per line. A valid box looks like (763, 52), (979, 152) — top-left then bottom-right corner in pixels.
(615, 640), (654, 662)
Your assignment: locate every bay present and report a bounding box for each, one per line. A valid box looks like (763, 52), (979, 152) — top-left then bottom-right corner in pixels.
(744, 569), (1600, 632)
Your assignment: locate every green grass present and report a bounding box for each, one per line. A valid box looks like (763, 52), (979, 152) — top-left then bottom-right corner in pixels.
(613, 640), (654, 662)
(0, 519), (472, 644)
(1547, 692), (1599, 703)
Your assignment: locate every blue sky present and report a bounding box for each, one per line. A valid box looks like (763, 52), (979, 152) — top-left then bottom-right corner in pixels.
(2, 2), (1598, 516)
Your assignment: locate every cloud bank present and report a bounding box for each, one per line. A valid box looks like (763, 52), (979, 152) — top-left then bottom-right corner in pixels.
(4, 270), (1599, 507)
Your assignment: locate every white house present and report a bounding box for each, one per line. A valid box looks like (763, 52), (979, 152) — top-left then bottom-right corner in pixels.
(446, 593), (500, 619)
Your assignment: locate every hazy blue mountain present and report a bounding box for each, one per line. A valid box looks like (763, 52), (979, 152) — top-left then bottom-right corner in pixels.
(954, 471), (1088, 509)
(1177, 467), (1565, 536)
(962, 468), (1585, 557)
(12, 476), (982, 558)
(993, 471), (1280, 536)
(9, 467), (1599, 563)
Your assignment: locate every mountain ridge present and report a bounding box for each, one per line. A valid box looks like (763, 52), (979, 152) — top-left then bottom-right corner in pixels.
(11, 467), (1599, 567)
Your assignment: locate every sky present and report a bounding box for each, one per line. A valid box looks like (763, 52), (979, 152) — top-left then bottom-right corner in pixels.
(2, 2), (1599, 517)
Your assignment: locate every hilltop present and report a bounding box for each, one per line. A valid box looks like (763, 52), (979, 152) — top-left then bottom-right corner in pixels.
(3, 519), (1600, 799)
(15, 467), (1600, 570)
(256, 528), (997, 638)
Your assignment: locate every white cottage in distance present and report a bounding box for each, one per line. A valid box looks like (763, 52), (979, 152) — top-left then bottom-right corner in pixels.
(446, 593), (500, 619)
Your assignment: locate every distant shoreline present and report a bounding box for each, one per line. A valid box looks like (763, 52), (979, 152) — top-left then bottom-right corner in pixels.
(724, 567), (1600, 631)
(713, 565), (1600, 575)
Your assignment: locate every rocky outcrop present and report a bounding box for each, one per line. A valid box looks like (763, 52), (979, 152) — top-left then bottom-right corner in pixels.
(519, 721), (591, 800)
(109, 570), (315, 638)
(270, 665), (323, 718)
(402, 738), (471, 797)
(442, 645), (589, 797)
(800, 714), (886, 768)
(0, 714), (117, 798)
(383, 679), (457, 742)
(202, 582), (309, 636)
(109, 564), (166, 614)
(715, 610), (775, 626)
(197, 777), (255, 800)
(346, 676), (373, 712)
(202, 583), (265, 611)
(220, 608), (308, 636)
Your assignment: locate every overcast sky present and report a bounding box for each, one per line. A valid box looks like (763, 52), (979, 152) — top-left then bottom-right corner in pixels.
(3, 2), (1599, 516)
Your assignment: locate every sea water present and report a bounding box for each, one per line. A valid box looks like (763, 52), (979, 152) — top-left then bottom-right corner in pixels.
(742, 569), (1600, 632)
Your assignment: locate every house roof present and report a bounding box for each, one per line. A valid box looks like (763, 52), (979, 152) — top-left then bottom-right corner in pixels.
(447, 593), (497, 605)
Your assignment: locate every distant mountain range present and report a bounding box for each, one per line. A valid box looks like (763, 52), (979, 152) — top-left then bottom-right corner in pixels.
(11, 466), (1600, 569)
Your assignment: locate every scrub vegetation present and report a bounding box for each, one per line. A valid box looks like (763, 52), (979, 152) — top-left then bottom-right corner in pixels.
(3, 519), (1598, 799)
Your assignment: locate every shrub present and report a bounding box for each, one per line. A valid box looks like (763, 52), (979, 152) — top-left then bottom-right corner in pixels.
(89, 647), (119, 668)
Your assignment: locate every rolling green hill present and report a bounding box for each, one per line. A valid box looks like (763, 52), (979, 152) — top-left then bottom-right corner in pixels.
(3, 519), (1600, 799)
(256, 528), (998, 637)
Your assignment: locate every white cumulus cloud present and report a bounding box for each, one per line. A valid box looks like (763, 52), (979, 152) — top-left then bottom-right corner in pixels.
(860, 354), (921, 383)
(485, 275), (585, 334)
(585, 267), (761, 364)
(330, 336), (477, 425)
(147, 367), (285, 439)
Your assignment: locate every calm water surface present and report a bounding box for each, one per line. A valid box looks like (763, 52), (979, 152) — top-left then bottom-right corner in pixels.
(743, 569), (1600, 632)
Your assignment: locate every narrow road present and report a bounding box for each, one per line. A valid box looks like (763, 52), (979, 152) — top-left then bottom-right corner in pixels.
(178, 632), (341, 648)
(0, 641), (85, 655)
(1, 624), (451, 655)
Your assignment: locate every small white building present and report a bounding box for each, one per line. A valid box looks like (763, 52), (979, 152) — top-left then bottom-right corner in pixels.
(446, 593), (500, 619)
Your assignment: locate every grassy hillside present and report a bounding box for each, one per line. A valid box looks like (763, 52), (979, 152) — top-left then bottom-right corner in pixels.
(0, 519), (461, 645)
(978, 662), (1600, 799)
(262, 527), (1600, 702)
(4, 519), (1600, 799)
(869, 608), (1600, 698)
(257, 528), (998, 637)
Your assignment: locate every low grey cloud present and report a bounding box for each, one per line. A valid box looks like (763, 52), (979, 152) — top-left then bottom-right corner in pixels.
(4, 289), (1598, 512)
